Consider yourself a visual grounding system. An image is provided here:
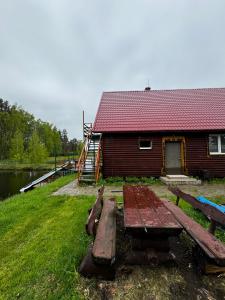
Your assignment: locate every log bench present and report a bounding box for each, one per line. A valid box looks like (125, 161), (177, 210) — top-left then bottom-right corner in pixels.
(85, 186), (104, 236)
(163, 199), (225, 274)
(79, 188), (117, 280)
(168, 186), (225, 235)
(92, 199), (116, 265)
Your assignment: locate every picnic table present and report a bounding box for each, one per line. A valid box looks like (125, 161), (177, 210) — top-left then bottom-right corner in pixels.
(123, 185), (182, 235)
(123, 185), (182, 264)
(80, 185), (225, 278)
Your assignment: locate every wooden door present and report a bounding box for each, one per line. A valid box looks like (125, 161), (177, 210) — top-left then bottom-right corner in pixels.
(165, 142), (182, 174)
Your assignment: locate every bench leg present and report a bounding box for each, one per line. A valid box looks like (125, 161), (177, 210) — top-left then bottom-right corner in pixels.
(208, 220), (217, 235)
(79, 246), (115, 280)
(193, 245), (225, 274)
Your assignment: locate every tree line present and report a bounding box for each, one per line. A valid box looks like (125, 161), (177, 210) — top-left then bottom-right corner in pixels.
(0, 99), (82, 163)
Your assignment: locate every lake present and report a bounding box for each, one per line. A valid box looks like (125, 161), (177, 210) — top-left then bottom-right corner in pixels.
(0, 170), (47, 201)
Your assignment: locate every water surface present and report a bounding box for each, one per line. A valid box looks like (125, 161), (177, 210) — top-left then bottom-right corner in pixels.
(0, 170), (46, 201)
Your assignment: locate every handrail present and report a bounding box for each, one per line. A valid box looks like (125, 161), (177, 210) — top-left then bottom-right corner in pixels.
(77, 127), (92, 183)
(95, 135), (102, 183)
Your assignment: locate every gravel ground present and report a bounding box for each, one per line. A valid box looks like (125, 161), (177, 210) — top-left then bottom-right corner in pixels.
(53, 179), (225, 200)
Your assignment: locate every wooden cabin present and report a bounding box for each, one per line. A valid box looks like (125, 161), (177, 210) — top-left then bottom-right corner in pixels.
(92, 88), (225, 179)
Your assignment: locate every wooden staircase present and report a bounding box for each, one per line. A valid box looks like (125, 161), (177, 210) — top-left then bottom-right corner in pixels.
(77, 124), (102, 184)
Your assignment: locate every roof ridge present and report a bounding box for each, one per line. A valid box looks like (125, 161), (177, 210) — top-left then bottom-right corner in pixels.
(103, 87), (225, 94)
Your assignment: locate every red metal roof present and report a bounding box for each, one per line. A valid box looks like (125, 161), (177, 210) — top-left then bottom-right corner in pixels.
(93, 88), (225, 132)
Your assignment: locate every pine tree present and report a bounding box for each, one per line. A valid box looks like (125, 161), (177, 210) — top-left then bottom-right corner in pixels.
(9, 130), (24, 162)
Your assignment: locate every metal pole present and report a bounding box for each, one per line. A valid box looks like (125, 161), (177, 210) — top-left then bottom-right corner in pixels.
(83, 110), (85, 142)
(54, 144), (56, 172)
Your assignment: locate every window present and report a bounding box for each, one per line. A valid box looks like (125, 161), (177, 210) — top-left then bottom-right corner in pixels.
(139, 140), (152, 149)
(209, 134), (225, 154)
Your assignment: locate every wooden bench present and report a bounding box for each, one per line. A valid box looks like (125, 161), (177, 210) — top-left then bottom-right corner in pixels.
(169, 186), (225, 234)
(92, 198), (116, 265)
(86, 186), (104, 236)
(79, 188), (117, 280)
(163, 199), (225, 273)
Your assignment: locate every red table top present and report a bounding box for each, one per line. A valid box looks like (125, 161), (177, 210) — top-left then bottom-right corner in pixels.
(123, 185), (182, 230)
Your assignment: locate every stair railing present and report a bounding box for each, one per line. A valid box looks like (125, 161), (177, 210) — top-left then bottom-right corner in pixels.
(95, 135), (102, 183)
(77, 128), (92, 183)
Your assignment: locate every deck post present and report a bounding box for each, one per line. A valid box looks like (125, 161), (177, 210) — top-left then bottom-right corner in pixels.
(176, 196), (180, 206)
(208, 220), (217, 235)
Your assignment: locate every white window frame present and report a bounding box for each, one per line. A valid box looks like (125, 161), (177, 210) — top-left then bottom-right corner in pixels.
(139, 140), (152, 150)
(209, 134), (225, 155)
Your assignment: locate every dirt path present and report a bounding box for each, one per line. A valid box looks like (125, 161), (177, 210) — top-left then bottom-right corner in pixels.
(53, 179), (225, 200)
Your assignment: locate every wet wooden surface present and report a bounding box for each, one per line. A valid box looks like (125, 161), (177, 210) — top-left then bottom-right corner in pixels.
(86, 186), (104, 236)
(168, 186), (225, 228)
(163, 199), (225, 265)
(123, 185), (182, 232)
(92, 198), (117, 264)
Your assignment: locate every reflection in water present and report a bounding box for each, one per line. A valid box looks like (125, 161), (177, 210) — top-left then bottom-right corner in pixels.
(0, 170), (46, 201)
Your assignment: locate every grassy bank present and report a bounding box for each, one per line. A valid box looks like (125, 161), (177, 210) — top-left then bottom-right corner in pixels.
(0, 156), (78, 170)
(0, 174), (95, 300)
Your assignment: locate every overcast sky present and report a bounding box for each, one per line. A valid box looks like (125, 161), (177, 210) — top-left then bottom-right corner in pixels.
(1, 1), (225, 139)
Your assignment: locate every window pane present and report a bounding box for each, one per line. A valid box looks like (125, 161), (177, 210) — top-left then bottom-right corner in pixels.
(209, 136), (218, 153)
(221, 135), (225, 153)
(139, 140), (151, 148)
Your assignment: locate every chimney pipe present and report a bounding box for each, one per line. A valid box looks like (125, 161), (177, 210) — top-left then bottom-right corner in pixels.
(145, 86), (151, 91)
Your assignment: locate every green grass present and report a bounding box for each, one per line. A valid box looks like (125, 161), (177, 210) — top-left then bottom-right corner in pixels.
(0, 174), (95, 300)
(170, 195), (225, 242)
(1, 174), (225, 299)
(208, 177), (225, 184)
(98, 176), (162, 186)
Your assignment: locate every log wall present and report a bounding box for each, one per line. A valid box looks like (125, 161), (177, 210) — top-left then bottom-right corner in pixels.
(102, 132), (225, 178)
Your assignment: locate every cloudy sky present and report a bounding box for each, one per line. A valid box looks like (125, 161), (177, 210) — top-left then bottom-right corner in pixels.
(1, 1), (225, 139)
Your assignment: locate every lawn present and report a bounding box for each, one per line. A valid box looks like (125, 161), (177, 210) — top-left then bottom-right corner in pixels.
(0, 174), (95, 300)
(1, 176), (225, 299)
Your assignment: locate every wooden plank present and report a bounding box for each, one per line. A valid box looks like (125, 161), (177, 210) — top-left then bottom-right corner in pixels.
(205, 264), (225, 274)
(169, 187), (225, 227)
(86, 186), (104, 236)
(92, 198), (117, 264)
(123, 185), (182, 231)
(162, 199), (225, 265)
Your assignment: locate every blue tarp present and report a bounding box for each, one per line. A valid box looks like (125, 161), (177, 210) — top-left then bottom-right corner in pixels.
(196, 196), (225, 214)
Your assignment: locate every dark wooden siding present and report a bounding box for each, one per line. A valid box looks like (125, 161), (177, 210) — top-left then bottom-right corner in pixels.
(185, 133), (225, 178)
(102, 133), (162, 177)
(102, 132), (225, 178)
